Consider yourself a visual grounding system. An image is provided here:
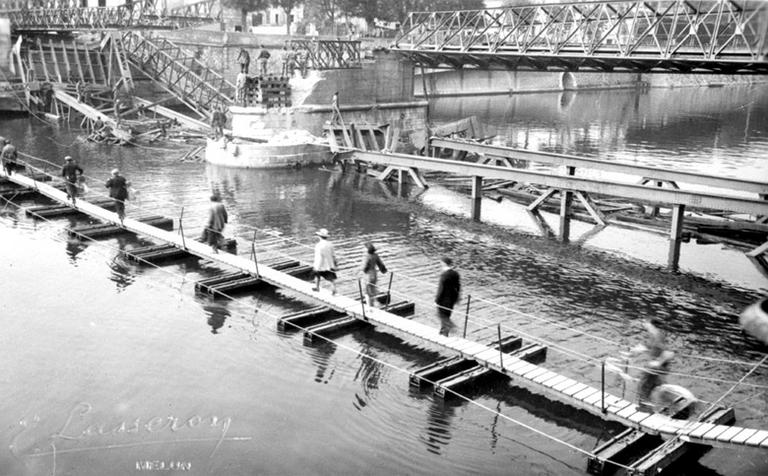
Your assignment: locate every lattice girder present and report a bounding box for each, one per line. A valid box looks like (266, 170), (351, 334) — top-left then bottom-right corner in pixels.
(392, 0), (768, 73)
(1, 0), (221, 32)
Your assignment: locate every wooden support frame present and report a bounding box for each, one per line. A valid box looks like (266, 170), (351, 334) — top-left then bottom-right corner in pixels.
(378, 166), (428, 189)
(527, 188), (558, 212)
(668, 204), (686, 271)
(47, 39), (62, 83)
(746, 241), (768, 279)
(575, 191), (607, 226)
(36, 38), (50, 82)
(471, 176), (483, 222)
(60, 39), (72, 82)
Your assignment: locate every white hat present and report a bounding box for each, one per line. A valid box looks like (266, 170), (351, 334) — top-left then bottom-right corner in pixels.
(111, 168), (119, 175)
(64, 156), (73, 161)
(315, 228), (329, 238)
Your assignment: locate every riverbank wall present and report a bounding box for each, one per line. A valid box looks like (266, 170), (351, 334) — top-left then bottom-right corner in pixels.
(415, 69), (768, 97)
(0, 18), (24, 112)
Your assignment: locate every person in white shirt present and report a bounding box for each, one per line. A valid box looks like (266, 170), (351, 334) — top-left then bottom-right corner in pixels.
(312, 228), (337, 295)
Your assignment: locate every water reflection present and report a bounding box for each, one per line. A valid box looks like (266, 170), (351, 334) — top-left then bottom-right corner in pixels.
(421, 398), (455, 455)
(203, 302), (231, 334)
(309, 341), (337, 384)
(106, 236), (134, 291)
(430, 84), (768, 179)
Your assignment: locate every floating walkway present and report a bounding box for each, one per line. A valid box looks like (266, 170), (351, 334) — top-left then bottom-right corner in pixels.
(3, 168), (768, 453)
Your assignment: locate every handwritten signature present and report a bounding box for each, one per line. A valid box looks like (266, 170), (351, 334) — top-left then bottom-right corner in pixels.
(9, 402), (251, 474)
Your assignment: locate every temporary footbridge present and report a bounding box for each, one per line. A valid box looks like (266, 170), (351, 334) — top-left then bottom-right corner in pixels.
(3, 166), (768, 453)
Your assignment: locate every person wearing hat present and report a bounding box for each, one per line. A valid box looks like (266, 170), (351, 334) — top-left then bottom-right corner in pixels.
(61, 156), (84, 205)
(360, 242), (387, 308)
(1, 138), (18, 175)
(105, 168), (130, 224)
(312, 228), (338, 295)
(435, 257), (461, 336)
(206, 194), (228, 253)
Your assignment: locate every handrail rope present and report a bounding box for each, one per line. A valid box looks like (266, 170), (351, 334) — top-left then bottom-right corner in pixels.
(313, 168), (768, 369)
(650, 353), (768, 457)
(7, 172), (768, 401)
(0, 195), (636, 472)
(11, 157), (768, 389)
(18, 155), (612, 367)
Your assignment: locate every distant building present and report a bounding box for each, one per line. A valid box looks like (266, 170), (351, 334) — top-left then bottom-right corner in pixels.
(248, 6), (307, 35)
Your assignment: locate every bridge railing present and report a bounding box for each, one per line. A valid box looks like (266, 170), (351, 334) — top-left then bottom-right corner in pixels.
(393, 1), (768, 73)
(1, 0), (221, 31)
(289, 39), (362, 69)
(120, 31), (233, 117)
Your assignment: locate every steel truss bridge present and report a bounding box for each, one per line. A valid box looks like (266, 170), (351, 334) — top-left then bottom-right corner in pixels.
(0, 0), (221, 32)
(391, 0), (768, 74)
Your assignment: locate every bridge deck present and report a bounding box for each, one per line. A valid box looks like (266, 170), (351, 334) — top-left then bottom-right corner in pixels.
(351, 149), (768, 216)
(3, 167), (768, 451)
(430, 138), (768, 196)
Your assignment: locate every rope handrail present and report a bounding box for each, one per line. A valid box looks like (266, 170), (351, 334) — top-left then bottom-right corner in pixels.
(0, 189), (636, 473)
(11, 153), (768, 391)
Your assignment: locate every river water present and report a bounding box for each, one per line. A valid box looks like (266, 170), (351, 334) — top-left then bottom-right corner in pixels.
(1, 83), (768, 476)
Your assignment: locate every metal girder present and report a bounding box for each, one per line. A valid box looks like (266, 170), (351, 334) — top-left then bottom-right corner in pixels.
(392, 0), (768, 74)
(288, 39), (362, 70)
(2, 0), (221, 32)
(119, 31), (233, 118)
(429, 137), (768, 195)
(352, 150), (768, 216)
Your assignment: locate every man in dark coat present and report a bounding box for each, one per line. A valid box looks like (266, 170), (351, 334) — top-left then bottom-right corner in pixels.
(105, 168), (129, 223)
(206, 194), (228, 252)
(236, 48), (250, 74)
(435, 257), (461, 336)
(61, 156), (83, 205)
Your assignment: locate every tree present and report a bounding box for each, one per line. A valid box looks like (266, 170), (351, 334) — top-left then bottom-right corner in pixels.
(223, 0), (270, 33)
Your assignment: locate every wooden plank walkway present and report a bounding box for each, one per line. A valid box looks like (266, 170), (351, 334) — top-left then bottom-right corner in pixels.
(4, 168), (768, 452)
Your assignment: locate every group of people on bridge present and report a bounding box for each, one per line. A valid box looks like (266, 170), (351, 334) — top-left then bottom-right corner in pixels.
(309, 227), (462, 336)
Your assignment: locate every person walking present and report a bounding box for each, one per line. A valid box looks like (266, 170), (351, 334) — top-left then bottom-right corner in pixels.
(235, 70), (247, 106)
(329, 91), (341, 124)
(61, 156), (83, 205)
(256, 45), (270, 76)
(105, 168), (130, 224)
(236, 48), (250, 74)
(312, 228), (337, 295)
(206, 194), (228, 253)
(1, 138), (19, 175)
(360, 242), (387, 308)
(632, 318), (674, 412)
(435, 257), (461, 336)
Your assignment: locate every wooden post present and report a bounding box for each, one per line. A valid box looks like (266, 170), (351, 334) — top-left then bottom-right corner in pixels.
(462, 294), (471, 338)
(37, 39), (50, 82)
(471, 175), (482, 222)
(497, 324), (504, 369)
(668, 204), (685, 271)
(178, 206), (186, 250)
(251, 231), (260, 277)
(559, 190), (573, 242)
(385, 272), (393, 307)
(601, 360), (606, 413)
(559, 166), (575, 242)
(358, 279), (367, 320)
